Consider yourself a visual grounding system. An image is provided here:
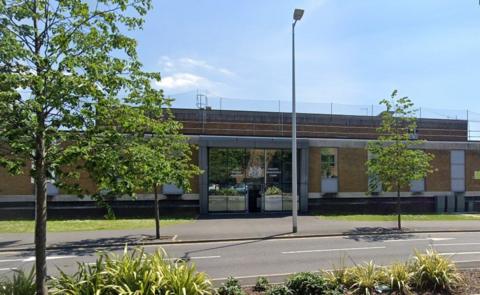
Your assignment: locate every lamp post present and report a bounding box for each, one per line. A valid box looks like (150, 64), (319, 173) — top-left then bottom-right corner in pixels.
(292, 8), (304, 233)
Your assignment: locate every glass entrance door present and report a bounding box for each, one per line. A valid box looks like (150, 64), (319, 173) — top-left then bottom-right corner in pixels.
(207, 147), (296, 213)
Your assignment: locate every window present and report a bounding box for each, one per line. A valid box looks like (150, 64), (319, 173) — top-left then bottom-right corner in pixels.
(320, 148), (337, 178)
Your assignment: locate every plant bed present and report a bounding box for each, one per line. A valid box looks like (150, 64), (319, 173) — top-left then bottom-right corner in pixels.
(241, 271), (480, 294)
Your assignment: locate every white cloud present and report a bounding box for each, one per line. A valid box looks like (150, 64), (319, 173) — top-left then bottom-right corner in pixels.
(155, 56), (235, 94)
(155, 73), (210, 91)
(159, 56), (234, 77)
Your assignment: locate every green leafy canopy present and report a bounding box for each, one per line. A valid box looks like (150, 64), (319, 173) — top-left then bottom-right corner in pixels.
(0, 0), (199, 196)
(366, 90), (435, 193)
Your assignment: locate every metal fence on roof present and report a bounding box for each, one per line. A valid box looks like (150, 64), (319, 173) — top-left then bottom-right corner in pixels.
(167, 91), (480, 141)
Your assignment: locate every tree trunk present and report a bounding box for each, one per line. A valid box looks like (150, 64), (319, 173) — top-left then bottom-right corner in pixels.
(35, 134), (48, 295)
(397, 184), (402, 230)
(154, 185), (160, 239)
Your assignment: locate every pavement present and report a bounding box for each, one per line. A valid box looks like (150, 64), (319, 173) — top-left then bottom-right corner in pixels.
(1, 231), (480, 285)
(1, 215), (479, 252)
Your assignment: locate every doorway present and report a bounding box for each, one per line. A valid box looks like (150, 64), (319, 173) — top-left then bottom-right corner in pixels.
(247, 184), (263, 212)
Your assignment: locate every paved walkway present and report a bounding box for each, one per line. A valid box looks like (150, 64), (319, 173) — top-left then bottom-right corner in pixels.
(1, 215), (479, 251)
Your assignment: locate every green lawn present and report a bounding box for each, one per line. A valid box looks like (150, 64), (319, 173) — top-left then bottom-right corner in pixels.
(317, 214), (480, 221)
(0, 217), (195, 233)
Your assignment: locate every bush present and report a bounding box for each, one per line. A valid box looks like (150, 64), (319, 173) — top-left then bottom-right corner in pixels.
(49, 247), (214, 295)
(322, 258), (352, 289)
(349, 261), (387, 295)
(386, 262), (413, 294)
(0, 268), (35, 295)
(254, 276), (270, 292)
(410, 249), (463, 292)
(265, 284), (292, 295)
(217, 276), (245, 295)
(285, 272), (328, 295)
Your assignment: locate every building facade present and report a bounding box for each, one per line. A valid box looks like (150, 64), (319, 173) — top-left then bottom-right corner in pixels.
(1, 108), (480, 217)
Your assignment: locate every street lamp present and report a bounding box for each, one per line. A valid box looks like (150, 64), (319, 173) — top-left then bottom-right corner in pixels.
(292, 8), (303, 233)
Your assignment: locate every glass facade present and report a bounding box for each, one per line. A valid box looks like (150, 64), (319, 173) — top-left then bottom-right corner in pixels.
(208, 148), (297, 213)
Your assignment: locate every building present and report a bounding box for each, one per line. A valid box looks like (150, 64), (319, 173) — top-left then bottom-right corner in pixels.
(1, 107), (480, 218)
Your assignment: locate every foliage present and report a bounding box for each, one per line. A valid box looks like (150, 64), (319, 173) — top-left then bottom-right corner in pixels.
(285, 272), (329, 295)
(322, 257), (352, 289)
(410, 249), (463, 292)
(367, 90), (434, 193)
(366, 90), (434, 229)
(386, 262), (413, 294)
(217, 277), (246, 295)
(265, 186), (282, 195)
(49, 247), (214, 295)
(0, 268), (35, 295)
(349, 261), (387, 295)
(0, 0), (185, 292)
(254, 276), (270, 292)
(265, 284), (292, 295)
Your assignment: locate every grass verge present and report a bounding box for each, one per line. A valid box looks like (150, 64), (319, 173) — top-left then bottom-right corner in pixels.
(0, 217), (195, 233)
(317, 213), (480, 221)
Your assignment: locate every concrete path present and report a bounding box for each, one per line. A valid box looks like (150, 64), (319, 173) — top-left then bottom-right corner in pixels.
(0, 215), (479, 251)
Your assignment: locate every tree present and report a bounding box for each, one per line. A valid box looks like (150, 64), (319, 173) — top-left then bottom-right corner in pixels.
(84, 104), (201, 239)
(0, 1), (161, 293)
(366, 90), (434, 230)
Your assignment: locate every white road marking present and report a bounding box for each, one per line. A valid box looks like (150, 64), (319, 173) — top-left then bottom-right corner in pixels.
(282, 246), (386, 254)
(384, 238), (455, 243)
(0, 267), (16, 271)
(212, 270), (322, 281)
(440, 251), (480, 256)
(0, 255), (76, 263)
(170, 255), (221, 260)
(453, 259), (480, 263)
(436, 242), (480, 247)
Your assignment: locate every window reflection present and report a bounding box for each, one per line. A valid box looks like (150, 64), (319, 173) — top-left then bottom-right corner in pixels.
(321, 148), (338, 178)
(208, 148), (295, 212)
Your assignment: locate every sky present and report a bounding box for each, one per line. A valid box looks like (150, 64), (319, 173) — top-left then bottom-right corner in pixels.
(131, 0), (480, 116)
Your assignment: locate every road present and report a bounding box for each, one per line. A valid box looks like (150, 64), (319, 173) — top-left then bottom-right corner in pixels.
(1, 231), (480, 285)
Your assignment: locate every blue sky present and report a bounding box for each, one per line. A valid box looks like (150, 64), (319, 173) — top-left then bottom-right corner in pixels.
(133, 0), (480, 115)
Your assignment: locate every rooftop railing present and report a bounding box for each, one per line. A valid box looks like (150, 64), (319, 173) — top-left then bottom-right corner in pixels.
(168, 91), (480, 141)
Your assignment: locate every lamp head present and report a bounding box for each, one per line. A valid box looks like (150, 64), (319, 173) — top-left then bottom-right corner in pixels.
(293, 9), (304, 21)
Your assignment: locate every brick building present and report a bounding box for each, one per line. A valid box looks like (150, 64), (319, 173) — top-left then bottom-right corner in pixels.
(1, 108), (480, 218)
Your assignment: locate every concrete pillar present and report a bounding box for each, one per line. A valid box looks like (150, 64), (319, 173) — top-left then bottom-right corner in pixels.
(436, 195), (446, 213)
(300, 147), (309, 213)
(456, 193), (465, 212)
(199, 144), (209, 215)
(447, 194), (455, 213)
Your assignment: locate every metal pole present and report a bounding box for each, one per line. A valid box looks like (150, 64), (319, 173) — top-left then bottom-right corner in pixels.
(292, 20), (298, 233)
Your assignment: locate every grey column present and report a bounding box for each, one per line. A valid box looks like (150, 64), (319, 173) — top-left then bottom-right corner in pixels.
(300, 147), (309, 213)
(199, 145), (209, 215)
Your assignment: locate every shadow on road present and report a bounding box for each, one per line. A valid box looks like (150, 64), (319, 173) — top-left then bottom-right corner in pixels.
(177, 232), (293, 262)
(343, 227), (416, 242)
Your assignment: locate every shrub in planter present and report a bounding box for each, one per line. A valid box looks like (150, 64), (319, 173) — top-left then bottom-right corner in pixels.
(322, 258), (353, 289)
(386, 262), (413, 294)
(410, 249), (463, 292)
(49, 247), (214, 295)
(285, 272), (328, 295)
(254, 276), (270, 292)
(349, 261), (387, 295)
(265, 284), (292, 295)
(217, 276), (246, 295)
(0, 268), (35, 295)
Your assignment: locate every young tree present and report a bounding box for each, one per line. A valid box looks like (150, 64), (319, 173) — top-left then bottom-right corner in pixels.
(366, 90), (434, 230)
(84, 103), (201, 239)
(0, 1), (161, 293)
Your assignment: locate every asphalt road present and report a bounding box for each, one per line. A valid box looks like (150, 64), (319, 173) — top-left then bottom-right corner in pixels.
(1, 231), (480, 285)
